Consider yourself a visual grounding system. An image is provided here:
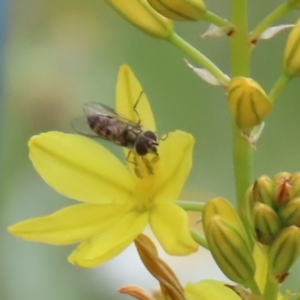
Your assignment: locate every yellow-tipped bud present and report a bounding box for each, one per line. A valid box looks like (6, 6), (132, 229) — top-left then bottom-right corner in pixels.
(227, 77), (272, 134)
(105, 0), (173, 39)
(278, 198), (300, 227)
(284, 18), (300, 77)
(252, 175), (274, 206)
(147, 0), (206, 21)
(269, 226), (300, 283)
(203, 198), (255, 283)
(290, 172), (300, 197)
(202, 197), (248, 240)
(273, 172), (292, 207)
(205, 216), (256, 283)
(253, 202), (282, 245)
(287, 0), (300, 9)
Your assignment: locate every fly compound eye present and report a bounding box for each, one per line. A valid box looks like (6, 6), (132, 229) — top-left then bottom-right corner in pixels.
(144, 131), (157, 142)
(135, 139), (148, 156)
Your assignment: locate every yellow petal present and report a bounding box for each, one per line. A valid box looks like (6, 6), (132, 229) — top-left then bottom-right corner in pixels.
(68, 210), (149, 267)
(149, 203), (198, 255)
(153, 131), (194, 203)
(8, 203), (130, 244)
(29, 132), (135, 204)
(185, 280), (241, 300)
(116, 64), (156, 132)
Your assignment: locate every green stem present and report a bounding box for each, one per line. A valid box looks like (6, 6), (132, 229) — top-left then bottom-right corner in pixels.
(203, 10), (231, 27)
(190, 229), (209, 249)
(268, 74), (290, 104)
(176, 200), (205, 212)
(167, 32), (229, 86)
(230, 0), (250, 76)
(249, 3), (292, 43)
(263, 271), (279, 300)
(230, 0), (253, 216)
(244, 278), (262, 297)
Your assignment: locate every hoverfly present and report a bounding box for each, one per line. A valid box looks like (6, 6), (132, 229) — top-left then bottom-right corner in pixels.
(72, 94), (159, 157)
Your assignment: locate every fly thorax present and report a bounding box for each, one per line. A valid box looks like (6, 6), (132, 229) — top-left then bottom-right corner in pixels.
(122, 126), (141, 148)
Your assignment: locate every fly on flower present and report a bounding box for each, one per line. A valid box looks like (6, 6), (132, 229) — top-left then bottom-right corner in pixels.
(72, 92), (159, 176)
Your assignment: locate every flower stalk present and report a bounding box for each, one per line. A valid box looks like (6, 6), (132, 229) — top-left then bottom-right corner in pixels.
(167, 32), (229, 86)
(249, 3), (292, 44)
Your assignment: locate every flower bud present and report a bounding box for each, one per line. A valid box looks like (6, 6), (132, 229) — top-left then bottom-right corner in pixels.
(253, 202), (282, 245)
(227, 77), (272, 134)
(287, 0), (300, 9)
(105, 0), (173, 39)
(252, 175), (274, 206)
(290, 172), (300, 197)
(203, 198), (255, 283)
(273, 172), (292, 207)
(278, 197), (300, 227)
(202, 197), (248, 241)
(269, 226), (300, 283)
(205, 216), (256, 283)
(134, 234), (185, 300)
(284, 18), (300, 77)
(147, 0), (206, 21)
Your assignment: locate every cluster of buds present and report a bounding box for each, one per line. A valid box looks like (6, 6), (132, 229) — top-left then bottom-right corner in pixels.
(202, 197), (256, 284)
(247, 172), (300, 282)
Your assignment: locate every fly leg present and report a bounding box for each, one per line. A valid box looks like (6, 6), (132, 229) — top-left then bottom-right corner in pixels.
(126, 150), (143, 179)
(142, 156), (154, 175)
(133, 90), (144, 125)
(126, 150), (155, 178)
(160, 133), (169, 141)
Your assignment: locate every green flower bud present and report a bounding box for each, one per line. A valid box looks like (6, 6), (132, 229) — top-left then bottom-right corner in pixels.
(273, 172), (292, 207)
(278, 197), (300, 227)
(147, 0), (206, 21)
(253, 202), (282, 245)
(287, 0), (300, 9)
(252, 175), (274, 206)
(205, 216), (256, 283)
(290, 172), (300, 197)
(202, 197), (249, 243)
(269, 226), (300, 283)
(284, 18), (300, 77)
(227, 77), (272, 135)
(105, 0), (173, 39)
(203, 198), (255, 283)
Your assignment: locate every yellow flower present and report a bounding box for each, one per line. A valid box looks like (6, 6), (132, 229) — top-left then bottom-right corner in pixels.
(8, 65), (198, 268)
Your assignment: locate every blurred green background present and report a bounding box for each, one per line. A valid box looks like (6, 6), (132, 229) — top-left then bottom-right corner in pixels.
(1, 0), (300, 299)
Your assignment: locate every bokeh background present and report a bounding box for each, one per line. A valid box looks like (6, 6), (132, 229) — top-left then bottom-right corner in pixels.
(1, 0), (300, 299)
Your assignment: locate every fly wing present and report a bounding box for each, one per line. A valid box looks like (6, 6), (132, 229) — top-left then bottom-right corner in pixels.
(83, 102), (117, 117)
(72, 103), (119, 138)
(71, 115), (99, 138)
(83, 102), (137, 126)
